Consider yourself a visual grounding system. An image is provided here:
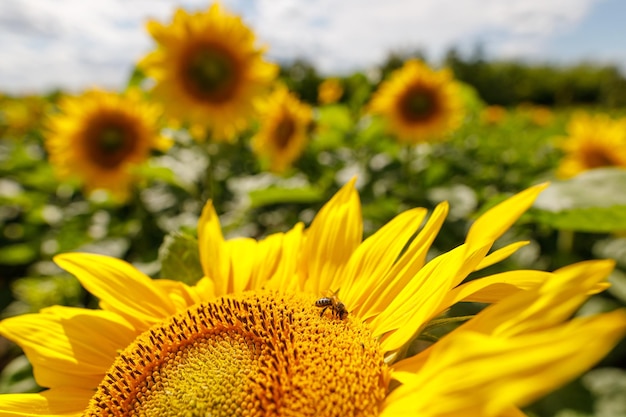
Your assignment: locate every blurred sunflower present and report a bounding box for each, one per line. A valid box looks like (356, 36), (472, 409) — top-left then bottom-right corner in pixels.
(480, 105), (507, 126)
(1, 181), (625, 416)
(368, 60), (464, 144)
(251, 85), (313, 173)
(318, 78), (344, 105)
(45, 89), (168, 200)
(139, 4), (278, 142)
(518, 103), (554, 127)
(528, 105), (554, 127)
(557, 112), (626, 178)
(0, 95), (49, 138)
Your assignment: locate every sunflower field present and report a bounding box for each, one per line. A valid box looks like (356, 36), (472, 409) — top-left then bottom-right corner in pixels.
(2, 3), (626, 417)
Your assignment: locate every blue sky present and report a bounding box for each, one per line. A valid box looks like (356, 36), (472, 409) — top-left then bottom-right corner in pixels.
(545, 0), (626, 64)
(1, 0), (624, 93)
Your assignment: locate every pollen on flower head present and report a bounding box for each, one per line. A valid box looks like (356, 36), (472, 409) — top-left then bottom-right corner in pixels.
(85, 291), (388, 417)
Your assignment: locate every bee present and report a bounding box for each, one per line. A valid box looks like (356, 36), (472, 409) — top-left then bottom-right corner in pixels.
(315, 290), (348, 320)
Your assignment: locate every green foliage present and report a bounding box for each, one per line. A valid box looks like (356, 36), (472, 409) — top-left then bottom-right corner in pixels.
(2, 53), (626, 416)
(532, 169), (626, 232)
(6, 276), (82, 317)
(159, 232), (204, 285)
(248, 185), (324, 208)
(444, 48), (626, 107)
(0, 356), (38, 394)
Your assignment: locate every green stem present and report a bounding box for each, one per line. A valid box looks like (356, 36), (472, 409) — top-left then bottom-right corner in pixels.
(556, 229), (575, 254)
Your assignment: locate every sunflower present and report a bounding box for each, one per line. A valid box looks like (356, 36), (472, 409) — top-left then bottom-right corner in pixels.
(368, 60), (465, 144)
(528, 105), (554, 127)
(517, 103), (554, 127)
(480, 105), (507, 126)
(251, 85), (313, 173)
(0, 95), (49, 138)
(1, 181), (625, 416)
(557, 112), (626, 178)
(45, 89), (168, 200)
(139, 4), (278, 142)
(318, 78), (344, 105)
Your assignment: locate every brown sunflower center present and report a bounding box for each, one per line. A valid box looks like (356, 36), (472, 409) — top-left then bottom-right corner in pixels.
(273, 116), (296, 150)
(583, 145), (617, 168)
(84, 291), (388, 417)
(398, 84), (439, 123)
(83, 113), (140, 170)
(181, 43), (240, 104)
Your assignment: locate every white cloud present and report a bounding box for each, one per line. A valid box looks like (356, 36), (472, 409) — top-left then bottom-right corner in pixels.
(0, 0), (605, 93)
(247, 0), (601, 71)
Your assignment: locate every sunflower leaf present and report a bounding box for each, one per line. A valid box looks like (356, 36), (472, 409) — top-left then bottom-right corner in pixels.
(531, 168), (626, 232)
(607, 269), (626, 304)
(0, 243), (37, 266)
(0, 355), (39, 394)
(248, 186), (324, 208)
(317, 104), (353, 132)
(158, 232), (204, 284)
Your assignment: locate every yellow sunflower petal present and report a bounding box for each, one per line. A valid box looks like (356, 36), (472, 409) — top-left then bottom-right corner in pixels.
(393, 259), (616, 378)
(442, 269), (552, 304)
(355, 202), (448, 321)
(384, 310), (626, 416)
(54, 253), (177, 329)
(224, 237), (258, 293)
(0, 306), (135, 389)
(474, 241), (529, 270)
(0, 387), (92, 416)
(197, 200), (229, 293)
(465, 260), (615, 337)
(446, 261), (609, 306)
(265, 223), (304, 292)
(153, 279), (203, 310)
(301, 179), (362, 294)
(245, 231), (291, 290)
(192, 276), (216, 300)
(145, 20), (173, 45)
(466, 183), (548, 252)
(198, 200), (290, 294)
(499, 407), (529, 417)
(372, 242), (491, 352)
(341, 207), (428, 315)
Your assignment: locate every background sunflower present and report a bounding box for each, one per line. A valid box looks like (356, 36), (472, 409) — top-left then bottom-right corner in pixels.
(556, 112), (626, 178)
(140, 4), (278, 142)
(45, 89), (167, 201)
(368, 59), (465, 144)
(251, 85), (313, 173)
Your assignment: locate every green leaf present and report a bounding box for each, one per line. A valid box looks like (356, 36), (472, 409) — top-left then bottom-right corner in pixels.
(0, 355), (39, 394)
(135, 163), (181, 187)
(531, 168), (626, 232)
(0, 244), (37, 265)
(317, 104), (353, 132)
(9, 276), (83, 315)
(457, 81), (485, 113)
(126, 66), (147, 90)
(158, 232), (204, 285)
(313, 104), (356, 150)
(248, 186), (324, 208)
(607, 269), (626, 304)
(532, 206), (626, 233)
